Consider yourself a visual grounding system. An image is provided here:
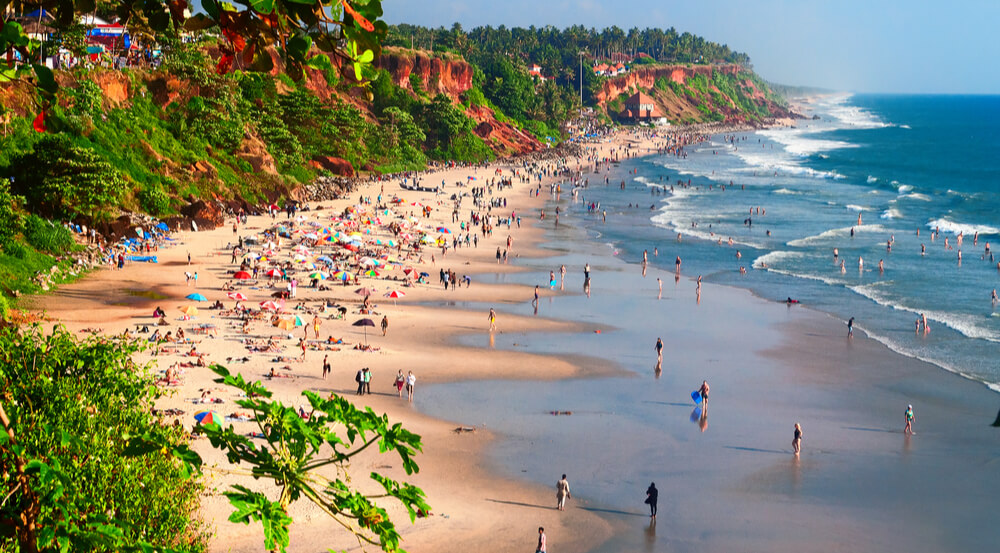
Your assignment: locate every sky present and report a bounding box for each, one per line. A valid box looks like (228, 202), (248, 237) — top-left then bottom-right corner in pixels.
(383, 0), (1000, 94)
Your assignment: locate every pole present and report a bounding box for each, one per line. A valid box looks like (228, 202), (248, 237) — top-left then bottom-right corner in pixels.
(578, 51), (583, 118)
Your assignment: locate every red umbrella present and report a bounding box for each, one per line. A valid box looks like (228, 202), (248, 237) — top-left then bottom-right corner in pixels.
(227, 292), (247, 301)
(260, 300), (283, 311)
(234, 271), (252, 280)
(265, 268), (283, 278)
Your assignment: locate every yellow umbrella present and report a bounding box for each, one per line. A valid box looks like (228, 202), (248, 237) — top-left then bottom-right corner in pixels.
(179, 305), (199, 316)
(274, 318), (295, 331)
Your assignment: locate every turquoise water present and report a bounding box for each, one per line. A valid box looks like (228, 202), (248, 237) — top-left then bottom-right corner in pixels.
(583, 94), (1000, 391)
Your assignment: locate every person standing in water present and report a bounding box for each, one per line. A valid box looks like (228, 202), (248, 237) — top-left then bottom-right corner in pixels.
(555, 475), (571, 511)
(904, 404), (915, 435)
(488, 308), (497, 331)
(645, 482), (658, 518)
(699, 380), (710, 405)
(655, 338), (664, 365)
(793, 423), (803, 455)
(847, 317), (855, 338)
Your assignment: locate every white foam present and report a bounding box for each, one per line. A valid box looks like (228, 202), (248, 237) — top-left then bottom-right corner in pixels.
(758, 128), (857, 157)
(849, 283), (1000, 343)
(881, 208), (903, 220)
(899, 193), (931, 202)
(787, 224), (888, 247)
(845, 204), (868, 212)
(823, 95), (891, 129)
(866, 176), (878, 184)
(899, 124), (912, 130)
(896, 183), (913, 193)
(926, 218), (1000, 237)
(752, 250), (804, 269)
(773, 188), (799, 195)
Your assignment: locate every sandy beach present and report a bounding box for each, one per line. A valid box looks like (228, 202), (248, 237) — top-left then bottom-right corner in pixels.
(28, 122), (1000, 553)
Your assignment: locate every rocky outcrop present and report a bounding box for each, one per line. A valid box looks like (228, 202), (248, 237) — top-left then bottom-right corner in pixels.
(310, 156), (355, 177)
(594, 64), (740, 105)
(466, 104), (542, 156)
(178, 199), (225, 229)
(236, 133), (278, 174)
(377, 48), (474, 100)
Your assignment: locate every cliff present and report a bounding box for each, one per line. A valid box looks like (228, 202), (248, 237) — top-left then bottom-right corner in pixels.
(596, 63), (798, 125)
(377, 47), (474, 99)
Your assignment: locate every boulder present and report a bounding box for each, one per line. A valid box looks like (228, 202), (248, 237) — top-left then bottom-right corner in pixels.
(311, 156), (355, 177)
(180, 200), (224, 230)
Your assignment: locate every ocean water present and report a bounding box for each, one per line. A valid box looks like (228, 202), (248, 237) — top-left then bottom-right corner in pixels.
(579, 94), (1000, 392)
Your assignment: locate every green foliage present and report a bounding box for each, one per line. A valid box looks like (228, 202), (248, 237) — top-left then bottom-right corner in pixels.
(0, 179), (25, 250)
(23, 214), (76, 255)
(0, 326), (207, 552)
(4, 135), (127, 222)
(139, 183), (173, 216)
(132, 365), (430, 553)
(408, 72), (426, 97)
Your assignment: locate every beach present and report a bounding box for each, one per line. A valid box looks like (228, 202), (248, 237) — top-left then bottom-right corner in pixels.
(27, 118), (1000, 553)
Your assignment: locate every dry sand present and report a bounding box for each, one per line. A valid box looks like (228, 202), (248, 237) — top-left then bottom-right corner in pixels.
(28, 130), (666, 553)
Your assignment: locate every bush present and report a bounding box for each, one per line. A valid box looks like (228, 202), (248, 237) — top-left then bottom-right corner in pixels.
(0, 180), (25, 249)
(0, 326), (208, 552)
(23, 214), (76, 255)
(139, 183), (172, 216)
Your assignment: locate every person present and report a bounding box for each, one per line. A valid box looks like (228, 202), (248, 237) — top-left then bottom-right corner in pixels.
(699, 380), (710, 405)
(406, 370), (416, 402)
(536, 527), (546, 553)
(584, 263), (590, 280)
(363, 367), (372, 395)
(556, 474), (571, 511)
(645, 482), (658, 518)
(847, 317), (855, 338)
(904, 404), (915, 435)
(488, 307), (497, 331)
(394, 370), (406, 398)
(655, 338), (663, 364)
(299, 337), (307, 360)
(355, 368), (365, 395)
(381, 315), (389, 336)
(321, 355), (330, 380)
(793, 423), (803, 455)
(312, 315), (322, 339)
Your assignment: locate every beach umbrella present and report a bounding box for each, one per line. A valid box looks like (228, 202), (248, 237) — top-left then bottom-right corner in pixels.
(363, 269), (381, 278)
(332, 271), (350, 281)
(193, 411), (222, 426)
(265, 268), (284, 278)
(436, 227), (451, 234)
(419, 271), (430, 278)
(260, 300), (283, 311)
(233, 271), (252, 280)
(386, 290), (405, 305)
(308, 271), (328, 280)
(293, 315), (306, 327)
(420, 235), (436, 244)
(185, 293), (207, 301)
(227, 292), (247, 301)
(354, 287), (376, 296)
(353, 317), (375, 344)
(179, 305), (199, 316)
(274, 318), (295, 331)
(317, 255), (334, 264)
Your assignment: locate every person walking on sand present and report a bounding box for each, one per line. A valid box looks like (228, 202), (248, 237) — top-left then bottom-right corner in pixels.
(381, 315), (389, 336)
(793, 423), (803, 455)
(555, 474), (571, 511)
(904, 404), (915, 435)
(321, 355), (330, 380)
(645, 482), (658, 518)
(298, 338), (307, 360)
(536, 527), (546, 553)
(699, 380), (710, 405)
(394, 370), (405, 398)
(488, 308), (497, 331)
(406, 370), (416, 402)
(312, 315), (322, 339)
(847, 317), (855, 338)
(655, 338), (663, 365)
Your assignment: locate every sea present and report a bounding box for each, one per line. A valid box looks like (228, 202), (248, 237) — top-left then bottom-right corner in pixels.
(609, 93), (1000, 392)
(414, 94), (1000, 552)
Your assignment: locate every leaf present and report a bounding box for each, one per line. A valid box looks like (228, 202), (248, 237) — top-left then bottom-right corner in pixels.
(304, 53), (333, 72)
(32, 64), (58, 94)
(341, 0), (374, 32)
(200, 0), (221, 19)
(184, 13), (217, 31)
(286, 34), (312, 61)
(249, 0), (276, 14)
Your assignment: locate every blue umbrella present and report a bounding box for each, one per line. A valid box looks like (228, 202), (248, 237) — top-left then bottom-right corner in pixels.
(155, 222), (169, 232)
(186, 293), (207, 301)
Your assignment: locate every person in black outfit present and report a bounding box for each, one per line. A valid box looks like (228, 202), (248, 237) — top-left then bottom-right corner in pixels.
(645, 482), (658, 518)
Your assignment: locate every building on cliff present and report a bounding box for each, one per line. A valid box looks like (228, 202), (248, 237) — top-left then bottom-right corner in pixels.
(622, 92), (660, 121)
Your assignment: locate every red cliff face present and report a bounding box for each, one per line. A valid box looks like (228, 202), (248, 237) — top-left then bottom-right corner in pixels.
(466, 104), (542, 157)
(594, 64), (740, 105)
(377, 48), (474, 100)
